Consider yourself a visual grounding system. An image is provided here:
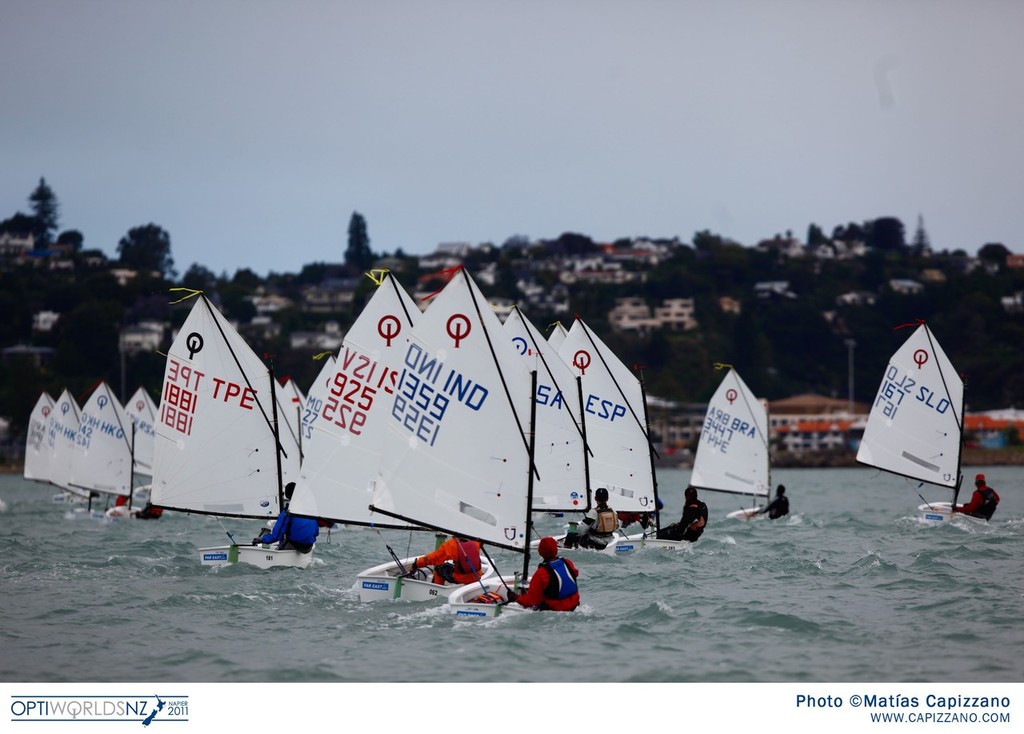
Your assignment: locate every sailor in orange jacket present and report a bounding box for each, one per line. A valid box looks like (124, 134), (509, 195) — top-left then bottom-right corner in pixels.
(409, 536), (484, 585)
(507, 536), (580, 612)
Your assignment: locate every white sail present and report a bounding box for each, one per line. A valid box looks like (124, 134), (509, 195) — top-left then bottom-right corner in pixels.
(556, 318), (656, 513)
(289, 273), (420, 527)
(856, 323), (963, 489)
(125, 386), (158, 476)
(296, 354), (336, 453)
(24, 392), (55, 483)
(46, 389), (83, 494)
(370, 268), (535, 550)
(150, 294), (291, 519)
(691, 368), (770, 501)
(504, 307), (588, 512)
(278, 377), (306, 465)
(69, 381), (134, 499)
(547, 321), (569, 351)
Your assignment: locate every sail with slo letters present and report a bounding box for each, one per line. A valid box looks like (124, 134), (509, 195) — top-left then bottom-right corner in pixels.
(856, 323), (963, 489)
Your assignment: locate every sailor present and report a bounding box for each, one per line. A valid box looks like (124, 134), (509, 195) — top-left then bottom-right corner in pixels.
(757, 484), (790, 519)
(253, 483), (319, 553)
(656, 486), (708, 542)
(408, 535), (484, 585)
(575, 487), (619, 550)
(953, 473), (1000, 520)
(507, 536), (580, 612)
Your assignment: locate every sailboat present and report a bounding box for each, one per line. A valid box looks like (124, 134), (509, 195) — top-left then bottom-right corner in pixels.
(553, 317), (659, 554)
(856, 322), (966, 523)
(150, 290), (309, 568)
(117, 385), (159, 509)
(368, 268), (537, 617)
(287, 272), (487, 600)
(503, 306), (589, 515)
(124, 386), (158, 477)
(279, 376), (306, 463)
(68, 381), (136, 518)
(46, 389), (86, 505)
(689, 365), (772, 521)
(24, 391), (55, 485)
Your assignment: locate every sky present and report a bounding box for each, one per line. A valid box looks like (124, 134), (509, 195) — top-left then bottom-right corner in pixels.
(3, 0), (1023, 277)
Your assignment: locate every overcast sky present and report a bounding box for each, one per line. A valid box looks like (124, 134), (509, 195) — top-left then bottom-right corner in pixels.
(3, 0), (1022, 276)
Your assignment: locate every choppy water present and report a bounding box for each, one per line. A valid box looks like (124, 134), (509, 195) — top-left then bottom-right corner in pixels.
(1, 467), (1021, 684)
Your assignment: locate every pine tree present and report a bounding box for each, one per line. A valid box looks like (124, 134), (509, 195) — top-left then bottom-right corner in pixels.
(345, 211), (375, 270)
(911, 214), (931, 256)
(28, 177), (59, 248)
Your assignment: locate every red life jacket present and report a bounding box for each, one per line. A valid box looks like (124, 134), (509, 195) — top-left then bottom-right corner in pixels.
(455, 539), (481, 575)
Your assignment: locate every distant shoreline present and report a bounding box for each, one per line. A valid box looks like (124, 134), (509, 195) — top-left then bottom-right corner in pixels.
(658, 447), (1024, 470)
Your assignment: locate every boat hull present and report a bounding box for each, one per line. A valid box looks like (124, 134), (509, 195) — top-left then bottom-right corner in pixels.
(447, 575), (529, 619)
(916, 501), (986, 524)
(355, 556), (495, 602)
(726, 507), (763, 520)
(198, 544), (315, 569)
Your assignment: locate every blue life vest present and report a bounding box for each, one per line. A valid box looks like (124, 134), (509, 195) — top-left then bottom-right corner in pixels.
(542, 558), (578, 600)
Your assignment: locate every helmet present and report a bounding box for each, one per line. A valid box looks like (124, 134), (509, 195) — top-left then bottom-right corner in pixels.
(594, 487), (609, 502)
(538, 536), (559, 560)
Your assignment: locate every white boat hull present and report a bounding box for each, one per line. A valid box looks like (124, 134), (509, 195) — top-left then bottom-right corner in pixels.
(447, 575), (529, 619)
(198, 544), (315, 569)
(536, 533), (636, 557)
(916, 501), (986, 524)
(726, 507), (764, 520)
(355, 556), (495, 603)
(104, 505), (137, 520)
(624, 532), (692, 550)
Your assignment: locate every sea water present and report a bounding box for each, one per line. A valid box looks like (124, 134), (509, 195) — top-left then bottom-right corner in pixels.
(0, 466), (1021, 685)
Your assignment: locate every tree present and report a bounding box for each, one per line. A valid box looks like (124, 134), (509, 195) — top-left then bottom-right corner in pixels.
(56, 230), (84, 252)
(978, 242), (1010, 267)
(345, 211), (374, 271)
(866, 217), (905, 252)
(910, 215), (931, 257)
(117, 223), (176, 278)
(28, 177), (60, 248)
(807, 223), (828, 246)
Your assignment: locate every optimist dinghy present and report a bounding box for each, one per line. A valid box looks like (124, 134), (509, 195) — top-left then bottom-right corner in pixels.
(150, 290), (309, 568)
(856, 322), (967, 524)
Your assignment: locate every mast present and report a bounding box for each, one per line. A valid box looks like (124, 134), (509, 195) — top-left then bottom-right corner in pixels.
(268, 362), (285, 511)
(521, 370), (538, 582)
(635, 365), (661, 533)
(128, 421), (136, 511)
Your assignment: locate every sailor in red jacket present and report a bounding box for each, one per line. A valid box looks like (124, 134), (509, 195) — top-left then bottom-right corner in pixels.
(507, 536), (580, 612)
(953, 473), (1000, 520)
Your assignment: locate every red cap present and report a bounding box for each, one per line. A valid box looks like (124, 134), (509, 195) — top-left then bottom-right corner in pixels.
(975, 473), (986, 483)
(539, 536), (559, 560)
